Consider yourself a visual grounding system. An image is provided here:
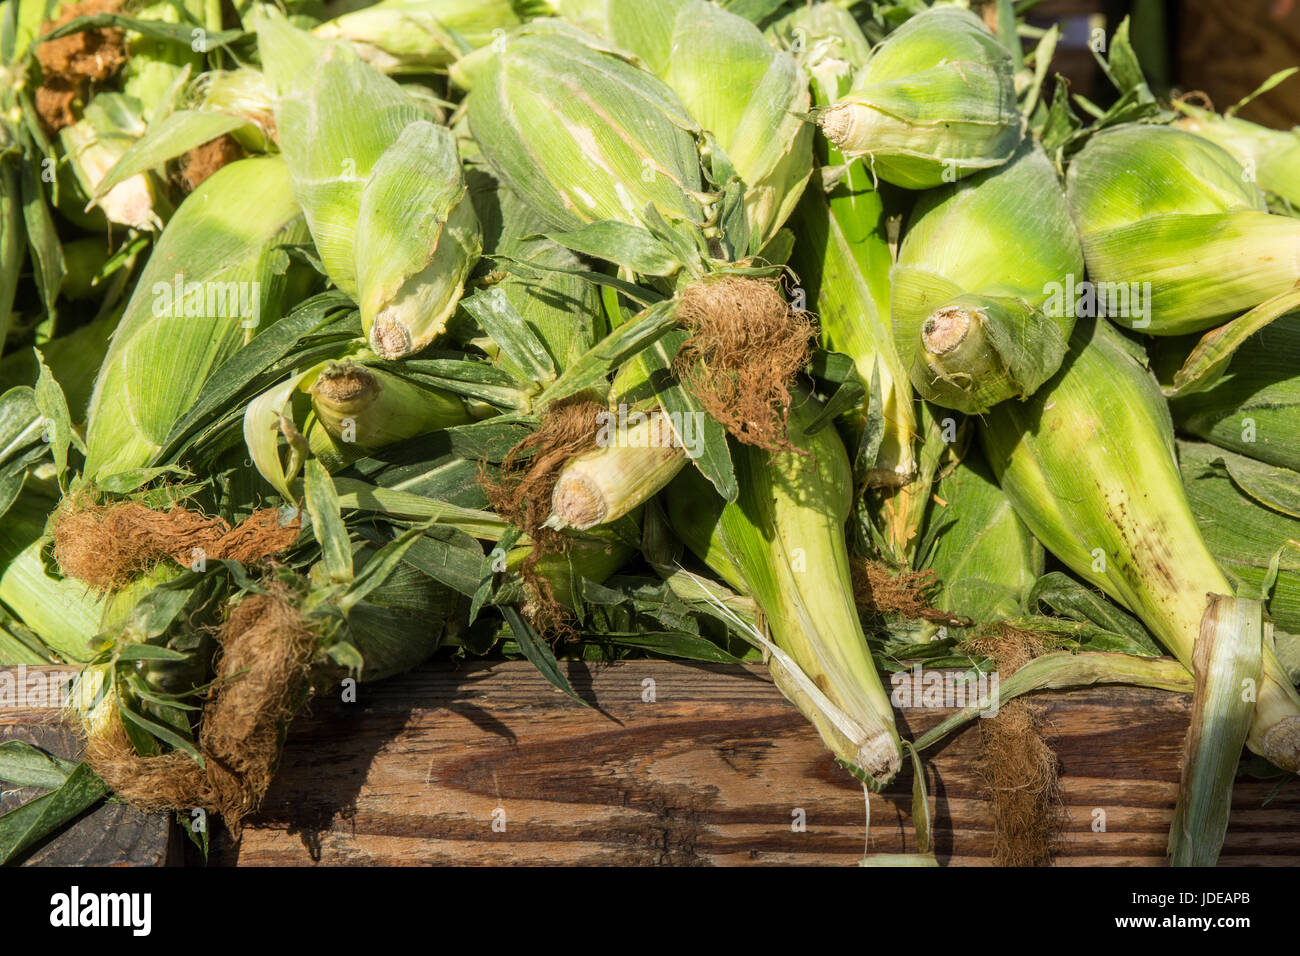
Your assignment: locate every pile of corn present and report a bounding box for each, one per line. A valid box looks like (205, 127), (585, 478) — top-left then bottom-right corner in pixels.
(1, 0), (1299, 865)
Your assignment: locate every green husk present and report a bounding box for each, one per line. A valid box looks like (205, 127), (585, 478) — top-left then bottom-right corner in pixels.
(582, 0), (812, 245)
(921, 450), (1043, 624)
(1176, 102), (1300, 209)
(500, 523), (637, 613)
(1169, 595), (1263, 866)
(118, 0), (202, 121)
(314, 0), (529, 74)
(0, 133), (22, 349)
(781, 2), (916, 489)
(306, 360), (474, 471)
(83, 156), (309, 481)
(665, 389), (901, 784)
(466, 21), (709, 244)
(0, 311), (118, 418)
(892, 142), (1084, 413)
(470, 178), (606, 385)
(0, 486), (103, 664)
(913, 651), (1197, 751)
(818, 5), (1022, 190)
(1178, 440), (1300, 634)
(256, 12), (480, 357)
(194, 69), (276, 152)
(1066, 123), (1300, 335)
(1167, 316), (1300, 471)
(60, 94), (162, 233)
(345, 546), (464, 681)
(982, 318), (1300, 770)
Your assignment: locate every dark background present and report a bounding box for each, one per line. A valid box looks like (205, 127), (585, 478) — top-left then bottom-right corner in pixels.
(1029, 0), (1300, 128)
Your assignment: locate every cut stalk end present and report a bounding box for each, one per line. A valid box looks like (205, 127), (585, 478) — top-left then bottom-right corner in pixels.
(310, 362), (379, 407)
(922, 305), (971, 355)
(369, 314), (413, 359)
(818, 104), (854, 149)
(856, 733), (905, 783)
(550, 473), (607, 531)
(1262, 716), (1300, 773)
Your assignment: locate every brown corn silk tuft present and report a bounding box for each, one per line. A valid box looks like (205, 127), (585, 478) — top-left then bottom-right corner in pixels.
(179, 134), (244, 192)
(851, 559), (969, 627)
(85, 585), (317, 835)
(674, 277), (814, 453)
(963, 624), (1063, 867)
(53, 502), (300, 590)
(478, 400), (606, 639)
(33, 0), (127, 134)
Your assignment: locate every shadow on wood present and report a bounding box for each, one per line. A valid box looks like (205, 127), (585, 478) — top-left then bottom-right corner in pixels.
(203, 661), (1300, 866)
(4, 661), (1295, 866)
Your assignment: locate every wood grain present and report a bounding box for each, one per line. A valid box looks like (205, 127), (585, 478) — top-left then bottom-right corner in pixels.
(0, 666), (172, 866)
(5, 661), (1296, 866)
(192, 661), (1300, 867)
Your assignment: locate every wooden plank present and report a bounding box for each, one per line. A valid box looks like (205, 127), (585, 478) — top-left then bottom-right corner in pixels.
(5, 661), (1295, 866)
(0, 666), (173, 866)
(193, 661), (1300, 866)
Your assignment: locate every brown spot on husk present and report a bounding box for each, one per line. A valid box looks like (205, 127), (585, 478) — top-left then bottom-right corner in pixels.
(478, 400), (605, 638)
(674, 276), (814, 453)
(85, 585), (317, 835)
(964, 624), (1063, 867)
(851, 559), (969, 627)
(178, 134), (244, 192)
(53, 502), (300, 591)
(33, 0), (126, 134)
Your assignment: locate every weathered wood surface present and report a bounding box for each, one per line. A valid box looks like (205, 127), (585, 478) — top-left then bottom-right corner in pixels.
(0, 666), (172, 866)
(4, 661), (1296, 866)
(202, 661), (1300, 867)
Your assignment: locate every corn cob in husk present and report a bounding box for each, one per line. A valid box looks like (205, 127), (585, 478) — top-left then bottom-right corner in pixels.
(1066, 123), (1300, 336)
(83, 156), (309, 480)
(474, 178), (686, 533)
(819, 5), (1022, 190)
(666, 389), (902, 784)
(576, 0), (812, 246)
(982, 318), (1300, 770)
(546, 411), (686, 531)
(314, 0), (535, 75)
(468, 19), (814, 531)
(59, 94), (163, 232)
(256, 12), (480, 358)
(892, 141), (1084, 413)
(781, 3), (916, 490)
(306, 360), (474, 471)
(922, 449), (1044, 625)
(1176, 102), (1300, 209)
(467, 21), (710, 243)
